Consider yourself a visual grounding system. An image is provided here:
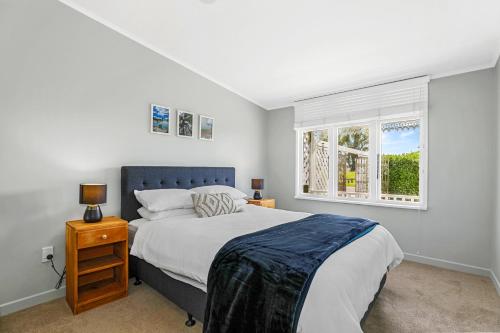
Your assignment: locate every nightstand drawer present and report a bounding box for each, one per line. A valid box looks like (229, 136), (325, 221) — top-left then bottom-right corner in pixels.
(247, 199), (276, 209)
(78, 227), (127, 249)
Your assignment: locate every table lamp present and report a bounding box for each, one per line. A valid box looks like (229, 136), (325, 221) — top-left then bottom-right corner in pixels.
(251, 179), (264, 200)
(79, 184), (107, 223)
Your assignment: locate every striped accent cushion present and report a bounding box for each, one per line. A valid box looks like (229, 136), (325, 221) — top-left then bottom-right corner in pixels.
(192, 192), (238, 217)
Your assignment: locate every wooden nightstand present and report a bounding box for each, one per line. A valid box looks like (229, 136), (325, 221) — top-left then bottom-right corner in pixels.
(66, 216), (128, 314)
(247, 198), (276, 209)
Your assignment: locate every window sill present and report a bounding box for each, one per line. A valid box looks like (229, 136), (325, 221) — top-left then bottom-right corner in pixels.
(294, 195), (427, 211)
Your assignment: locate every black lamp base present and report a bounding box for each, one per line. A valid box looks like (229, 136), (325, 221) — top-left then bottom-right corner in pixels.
(253, 190), (263, 200)
(83, 205), (103, 223)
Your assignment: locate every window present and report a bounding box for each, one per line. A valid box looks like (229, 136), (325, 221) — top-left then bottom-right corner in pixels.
(380, 120), (421, 204)
(337, 125), (370, 200)
(295, 77), (428, 209)
(297, 116), (426, 208)
(301, 129), (329, 197)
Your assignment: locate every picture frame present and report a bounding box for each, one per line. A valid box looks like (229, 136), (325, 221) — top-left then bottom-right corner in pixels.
(199, 115), (215, 141)
(150, 104), (171, 135)
(177, 110), (194, 138)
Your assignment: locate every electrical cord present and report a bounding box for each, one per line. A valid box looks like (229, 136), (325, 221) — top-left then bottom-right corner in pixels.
(55, 266), (66, 289)
(47, 254), (66, 289)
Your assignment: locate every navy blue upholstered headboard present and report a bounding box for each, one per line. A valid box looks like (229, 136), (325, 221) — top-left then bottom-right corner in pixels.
(121, 166), (236, 221)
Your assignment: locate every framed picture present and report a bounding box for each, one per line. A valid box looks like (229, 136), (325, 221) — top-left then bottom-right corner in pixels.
(177, 110), (194, 138)
(199, 115), (214, 141)
(150, 104), (171, 135)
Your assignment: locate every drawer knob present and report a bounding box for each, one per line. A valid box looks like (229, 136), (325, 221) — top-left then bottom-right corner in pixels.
(101, 234), (108, 240)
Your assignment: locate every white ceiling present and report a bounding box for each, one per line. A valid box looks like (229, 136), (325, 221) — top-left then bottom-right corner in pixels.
(60, 0), (500, 110)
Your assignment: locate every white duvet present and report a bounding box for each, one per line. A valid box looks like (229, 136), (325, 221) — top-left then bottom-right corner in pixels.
(130, 205), (403, 333)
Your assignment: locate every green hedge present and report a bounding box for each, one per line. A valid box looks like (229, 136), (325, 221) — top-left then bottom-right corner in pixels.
(381, 152), (419, 195)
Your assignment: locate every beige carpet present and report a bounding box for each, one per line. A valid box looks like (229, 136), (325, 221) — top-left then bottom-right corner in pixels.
(1, 261), (499, 333)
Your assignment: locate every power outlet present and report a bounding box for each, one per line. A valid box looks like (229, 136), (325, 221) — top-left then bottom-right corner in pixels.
(41, 246), (54, 263)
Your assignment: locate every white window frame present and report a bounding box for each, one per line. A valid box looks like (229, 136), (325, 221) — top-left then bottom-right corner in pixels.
(295, 111), (428, 210)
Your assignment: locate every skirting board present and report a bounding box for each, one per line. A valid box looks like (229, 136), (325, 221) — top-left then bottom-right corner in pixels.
(0, 287), (66, 317)
(1, 256), (499, 316)
(491, 270), (500, 296)
(404, 252), (491, 276)
(404, 252), (500, 296)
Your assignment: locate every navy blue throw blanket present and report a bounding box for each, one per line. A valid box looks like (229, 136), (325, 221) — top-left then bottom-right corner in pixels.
(203, 214), (378, 333)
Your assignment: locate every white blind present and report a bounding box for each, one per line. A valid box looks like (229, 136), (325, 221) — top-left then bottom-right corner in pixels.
(294, 76), (429, 128)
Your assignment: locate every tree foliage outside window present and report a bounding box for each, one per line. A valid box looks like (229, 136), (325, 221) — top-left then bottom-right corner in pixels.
(337, 127), (369, 150)
(337, 126), (369, 171)
(381, 151), (420, 196)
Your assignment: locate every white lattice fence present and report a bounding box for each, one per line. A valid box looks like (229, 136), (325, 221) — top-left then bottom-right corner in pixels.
(302, 133), (311, 186)
(355, 156), (368, 193)
(310, 141), (329, 193)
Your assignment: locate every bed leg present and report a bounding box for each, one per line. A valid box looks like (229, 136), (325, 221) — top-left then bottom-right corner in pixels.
(134, 277), (142, 286)
(185, 313), (196, 327)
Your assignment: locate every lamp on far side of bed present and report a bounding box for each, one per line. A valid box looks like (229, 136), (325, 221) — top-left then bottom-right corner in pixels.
(79, 184), (107, 223)
(251, 179), (264, 200)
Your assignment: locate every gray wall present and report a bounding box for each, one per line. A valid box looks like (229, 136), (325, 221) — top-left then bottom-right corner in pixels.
(0, 0), (267, 305)
(1, 0), (498, 309)
(495, 57), (500, 281)
(267, 69), (497, 269)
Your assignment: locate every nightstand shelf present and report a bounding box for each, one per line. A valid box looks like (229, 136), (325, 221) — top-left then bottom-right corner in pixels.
(66, 216), (128, 314)
(78, 255), (124, 276)
(78, 280), (124, 305)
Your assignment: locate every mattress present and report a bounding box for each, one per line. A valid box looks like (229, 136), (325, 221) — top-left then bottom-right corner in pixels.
(130, 205), (404, 333)
(128, 218), (208, 289)
(129, 218), (207, 289)
(128, 218), (145, 248)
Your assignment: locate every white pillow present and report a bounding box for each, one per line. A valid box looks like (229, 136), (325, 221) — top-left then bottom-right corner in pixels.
(191, 185), (247, 200)
(134, 189), (194, 212)
(137, 207), (197, 221)
(234, 198), (248, 207)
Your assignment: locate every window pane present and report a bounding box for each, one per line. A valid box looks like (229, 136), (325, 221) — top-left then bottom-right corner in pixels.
(380, 120), (420, 203)
(302, 129), (329, 196)
(337, 126), (369, 199)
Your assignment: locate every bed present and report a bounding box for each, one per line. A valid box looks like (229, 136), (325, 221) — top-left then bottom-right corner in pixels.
(122, 166), (404, 332)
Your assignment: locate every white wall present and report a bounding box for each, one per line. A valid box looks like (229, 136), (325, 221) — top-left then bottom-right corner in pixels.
(0, 0), (267, 307)
(267, 69), (497, 271)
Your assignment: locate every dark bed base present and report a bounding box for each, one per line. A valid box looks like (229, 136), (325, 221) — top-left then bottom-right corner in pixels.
(129, 254), (207, 322)
(129, 253), (386, 328)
